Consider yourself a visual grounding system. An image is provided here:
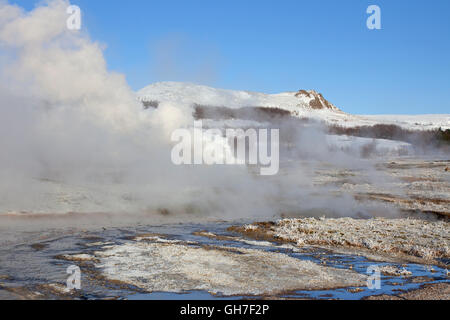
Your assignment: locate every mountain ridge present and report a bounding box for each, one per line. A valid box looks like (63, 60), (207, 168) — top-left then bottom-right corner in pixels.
(137, 82), (341, 112)
(137, 82), (450, 131)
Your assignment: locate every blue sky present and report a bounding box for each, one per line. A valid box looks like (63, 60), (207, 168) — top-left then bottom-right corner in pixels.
(11, 0), (450, 114)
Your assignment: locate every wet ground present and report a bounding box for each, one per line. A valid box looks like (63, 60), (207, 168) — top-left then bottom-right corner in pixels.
(0, 221), (448, 300)
(0, 157), (448, 300)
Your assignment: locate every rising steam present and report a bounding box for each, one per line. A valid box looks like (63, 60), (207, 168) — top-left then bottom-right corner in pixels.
(0, 0), (402, 222)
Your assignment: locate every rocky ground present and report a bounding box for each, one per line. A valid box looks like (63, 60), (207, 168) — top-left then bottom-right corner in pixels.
(0, 218), (448, 300)
(231, 217), (449, 267)
(0, 157), (448, 300)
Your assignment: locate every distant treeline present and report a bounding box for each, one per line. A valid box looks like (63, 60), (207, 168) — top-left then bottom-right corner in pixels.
(193, 104), (292, 122)
(142, 101), (450, 149)
(328, 124), (450, 148)
(142, 100), (159, 109)
(194, 104), (450, 149)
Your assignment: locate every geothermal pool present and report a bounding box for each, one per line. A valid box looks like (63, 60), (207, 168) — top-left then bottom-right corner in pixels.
(0, 220), (448, 300)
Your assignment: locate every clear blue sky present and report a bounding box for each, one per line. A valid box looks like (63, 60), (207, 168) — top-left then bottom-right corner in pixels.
(11, 0), (450, 114)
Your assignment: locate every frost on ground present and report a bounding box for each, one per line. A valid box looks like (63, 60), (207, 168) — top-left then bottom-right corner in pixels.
(378, 265), (412, 277)
(235, 218), (449, 265)
(365, 283), (450, 300)
(315, 159), (450, 218)
(93, 239), (367, 296)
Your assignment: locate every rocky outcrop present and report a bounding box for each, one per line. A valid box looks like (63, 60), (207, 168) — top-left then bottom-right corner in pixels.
(295, 90), (339, 110)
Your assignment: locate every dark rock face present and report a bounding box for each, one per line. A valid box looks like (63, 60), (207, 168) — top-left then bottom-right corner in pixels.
(295, 90), (337, 110)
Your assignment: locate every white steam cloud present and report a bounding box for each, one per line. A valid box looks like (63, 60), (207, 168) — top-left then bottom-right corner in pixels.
(0, 0), (399, 223)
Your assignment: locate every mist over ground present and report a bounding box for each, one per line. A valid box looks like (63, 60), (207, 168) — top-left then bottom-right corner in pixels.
(0, 0), (442, 227)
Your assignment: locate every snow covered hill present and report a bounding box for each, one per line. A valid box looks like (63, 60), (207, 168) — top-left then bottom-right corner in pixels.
(137, 82), (450, 130)
(138, 81), (339, 111)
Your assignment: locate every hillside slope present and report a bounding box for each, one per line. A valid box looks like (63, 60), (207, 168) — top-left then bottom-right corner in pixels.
(137, 82), (450, 131)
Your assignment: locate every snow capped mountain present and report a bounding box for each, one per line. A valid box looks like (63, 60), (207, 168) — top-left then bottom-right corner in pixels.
(137, 82), (340, 112)
(137, 82), (450, 130)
